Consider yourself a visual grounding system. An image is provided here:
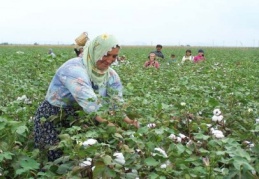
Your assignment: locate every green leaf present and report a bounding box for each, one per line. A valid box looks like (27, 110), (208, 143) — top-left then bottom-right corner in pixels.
(144, 157), (159, 166)
(20, 157), (40, 171)
(16, 125), (28, 136)
(102, 155), (112, 165)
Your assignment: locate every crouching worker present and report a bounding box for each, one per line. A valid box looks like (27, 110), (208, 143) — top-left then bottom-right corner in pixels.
(34, 34), (139, 161)
(144, 52), (160, 69)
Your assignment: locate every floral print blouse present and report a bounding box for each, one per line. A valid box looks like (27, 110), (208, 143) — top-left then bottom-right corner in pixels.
(45, 57), (123, 113)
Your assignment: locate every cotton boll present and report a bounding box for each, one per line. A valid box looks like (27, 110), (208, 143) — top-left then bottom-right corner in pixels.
(113, 152), (125, 165)
(79, 160), (92, 167)
(206, 124), (212, 128)
(212, 115), (223, 122)
(176, 137), (182, 143)
(255, 118), (259, 124)
(147, 123), (156, 128)
(178, 133), (187, 139)
(154, 148), (168, 158)
(214, 133), (224, 139)
(168, 134), (176, 140)
(160, 164), (167, 168)
(210, 128), (224, 139)
(82, 139), (97, 147)
(213, 109), (222, 116)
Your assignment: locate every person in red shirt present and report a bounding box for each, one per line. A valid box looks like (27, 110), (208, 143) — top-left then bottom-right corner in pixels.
(193, 49), (206, 63)
(144, 52), (160, 69)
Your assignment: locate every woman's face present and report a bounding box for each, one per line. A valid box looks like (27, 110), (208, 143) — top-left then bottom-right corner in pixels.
(96, 47), (119, 71)
(149, 53), (156, 61)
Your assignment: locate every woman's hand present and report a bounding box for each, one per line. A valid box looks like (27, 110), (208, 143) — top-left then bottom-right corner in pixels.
(123, 116), (140, 128)
(131, 119), (140, 128)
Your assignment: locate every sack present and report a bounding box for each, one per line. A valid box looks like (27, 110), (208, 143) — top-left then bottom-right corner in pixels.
(75, 32), (89, 46)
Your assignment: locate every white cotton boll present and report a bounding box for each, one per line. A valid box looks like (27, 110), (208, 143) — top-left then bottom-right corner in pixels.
(154, 148), (168, 158)
(92, 166), (95, 171)
(82, 139), (97, 147)
(176, 137), (182, 143)
(180, 102), (186, 106)
(210, 128), (224, 139)
(168, 134), (176, 140)
(244, 141), (255, 148)
(136, 149), (141, 153)
(147, 123), (156, 128)
(255, 118), (259, 124)
(213, 109), (222, 116)
(160, 164), (167, 169)
(113, 152), (125, 165)
(86, 158), (92, 162)
(206, 124), (212, 128)
(212, 115), (223, 122)
(17, 95), (27, 101)
(248, 108), (253, 112)
(79, 160), (92, 167)
(178, 133), (187, 139)
(214, 133), (224, 139)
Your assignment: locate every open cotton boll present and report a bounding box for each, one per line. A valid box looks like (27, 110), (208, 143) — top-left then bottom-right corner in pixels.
(243, 141), (255, 148)
(160, 164), (167, 169)
(168, 134), (176, 140)
(176, 136), (182, 143)
(82, 139), (97, 147)
(147, 123), (156, 128)
(178, 133), (187, 139)
(212, 115), (223, 122)
(79, 160), (92, 167)
(255, 118), (259, 124)
(213, 109), (222, 116)
(113, 152), (125, 165)
(210, 128), (224, 139)
(154, 148), (168, 158)
(214, 133), (224, 139)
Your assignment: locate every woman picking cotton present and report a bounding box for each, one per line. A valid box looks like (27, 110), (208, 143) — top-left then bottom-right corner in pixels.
(34, 34), (139, 161)
(144, 52), (160, 69)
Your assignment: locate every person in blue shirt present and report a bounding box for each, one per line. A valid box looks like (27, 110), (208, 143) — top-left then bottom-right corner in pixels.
(167, 54), (177, 65)
(151, 44), (164, 59)
(34, 34), (139, 161)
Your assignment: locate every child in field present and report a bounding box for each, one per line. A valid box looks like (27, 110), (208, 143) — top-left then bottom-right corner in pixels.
(144, 52), (160, 69)
(193, 49), (206, 63)
(167, 54), (177, 65)
(181, 49), (193, 64)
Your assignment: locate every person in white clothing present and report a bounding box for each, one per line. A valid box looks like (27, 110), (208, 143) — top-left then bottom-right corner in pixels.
(181, 49), (193, 63)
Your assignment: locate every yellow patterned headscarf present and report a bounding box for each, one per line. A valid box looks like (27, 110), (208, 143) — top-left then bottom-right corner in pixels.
(82, 34), (119, 87)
